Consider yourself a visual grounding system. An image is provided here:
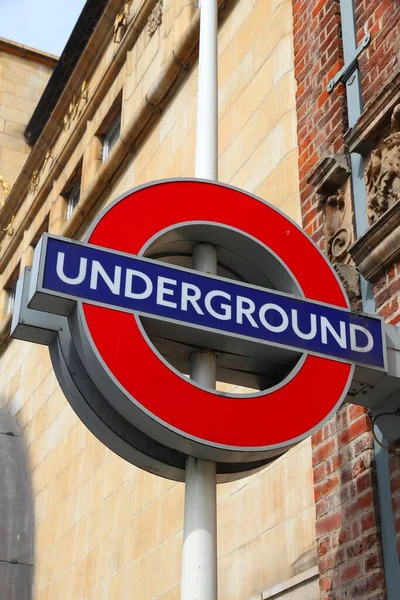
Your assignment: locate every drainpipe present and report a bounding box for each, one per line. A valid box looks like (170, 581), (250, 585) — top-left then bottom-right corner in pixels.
(331, 1), (400, 595)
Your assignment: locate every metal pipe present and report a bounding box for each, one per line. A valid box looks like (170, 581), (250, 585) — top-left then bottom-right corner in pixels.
(192, 243), (218, 275)
(181, 455), (217, 600)
(373, 429), (400, 597)
(181, 1), (219, 595)
(194, 0), (218, 181)
(339, 0), (373, 310)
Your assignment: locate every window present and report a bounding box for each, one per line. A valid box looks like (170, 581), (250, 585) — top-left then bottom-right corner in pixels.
(66, 180), (81, 219)
(102, 114), (121, 161)
(62, 161), (82, 221)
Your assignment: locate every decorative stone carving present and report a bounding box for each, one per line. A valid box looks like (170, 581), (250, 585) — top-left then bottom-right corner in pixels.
(0, 175), (12, 209)
(307, 154), (354, 267)
(114, 2), (131, 43)
(365, 107), (400, 224)
(43, 148), (54, 171)
(29, 170), (40, 195)
(391, 103), (400, 129)
(324, 187), (353, 264)
(2, 215), (15, 237)
(148, 0), (163, 36)
(80, 80), (88, 102)
(63, 81), (89, 132)
(27, 148), (55, 197)
(347, 94), (400, 281)
(63, 105), (73, 132)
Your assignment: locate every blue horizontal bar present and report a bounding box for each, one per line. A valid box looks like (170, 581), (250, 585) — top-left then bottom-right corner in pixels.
(41, 236), (385, 369)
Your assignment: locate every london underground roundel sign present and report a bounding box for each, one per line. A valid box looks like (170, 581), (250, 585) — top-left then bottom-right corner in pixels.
(18, 179), (386, 480)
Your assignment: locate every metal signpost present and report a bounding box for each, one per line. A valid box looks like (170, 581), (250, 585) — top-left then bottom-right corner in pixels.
(9, 1), (400, 599)
(12, 177), (390, 596)
(183, 3), (219, 582)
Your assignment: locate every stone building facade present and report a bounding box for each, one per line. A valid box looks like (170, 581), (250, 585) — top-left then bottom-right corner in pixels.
(0, 0), (399, 599)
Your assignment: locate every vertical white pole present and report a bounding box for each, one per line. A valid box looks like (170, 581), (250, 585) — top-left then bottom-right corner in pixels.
(181, 1), (219, 598)
(194, 0), (218, 181)
(181, 347), (217, 600)
(181, 244), (218, 600)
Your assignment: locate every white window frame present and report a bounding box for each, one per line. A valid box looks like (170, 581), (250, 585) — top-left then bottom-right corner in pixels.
(66, 180), (81, 219)
(102, 114), (121, 161)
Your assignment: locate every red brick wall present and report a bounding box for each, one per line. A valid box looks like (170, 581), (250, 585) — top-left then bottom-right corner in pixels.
(373, 261), (400, 326)
(354, 0), (400, 108)
(292, 0), (346, 249)
(313, 404), (386, 599)
(292, 0), (390, 597)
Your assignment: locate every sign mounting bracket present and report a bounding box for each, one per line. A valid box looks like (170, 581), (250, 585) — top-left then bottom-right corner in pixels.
(327, 27), (371, 93)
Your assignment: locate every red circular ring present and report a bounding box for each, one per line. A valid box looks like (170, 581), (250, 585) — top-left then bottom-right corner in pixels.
(84, 180), (352, 449)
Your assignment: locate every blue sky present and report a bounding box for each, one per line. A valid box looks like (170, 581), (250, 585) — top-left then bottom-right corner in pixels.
(0, 0), (87, 56)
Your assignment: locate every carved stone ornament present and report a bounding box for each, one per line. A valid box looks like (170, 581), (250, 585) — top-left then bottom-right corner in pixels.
(27, 148), (55, 198)
(63, 81), (89, 132)
(324, 187), (353, 265)
(2, 215), (15, 237)
(307, 153), (353, 266)
(43, 148), (54, 171)
(114, 2), (131, 43)
(148, 0), (163, 36)
(0, 175), (12, 208)
(29, 170), (40, 195)
(365, 105), (400, 225)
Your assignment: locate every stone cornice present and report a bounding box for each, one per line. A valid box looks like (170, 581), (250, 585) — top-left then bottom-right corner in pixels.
(345, 68), (400, 155)
(307, 153), (351, 195)
(349, 201), (400, 282)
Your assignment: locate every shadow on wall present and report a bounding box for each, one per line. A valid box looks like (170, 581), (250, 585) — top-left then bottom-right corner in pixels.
(0, 410), (34, 600)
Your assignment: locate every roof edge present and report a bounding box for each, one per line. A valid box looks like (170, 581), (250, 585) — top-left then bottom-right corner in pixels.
(24, 0), (110, 146)
(0, 37), (58, 67)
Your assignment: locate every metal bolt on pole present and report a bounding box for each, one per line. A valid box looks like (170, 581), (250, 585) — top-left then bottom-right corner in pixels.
(181, 0), (219, 598)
